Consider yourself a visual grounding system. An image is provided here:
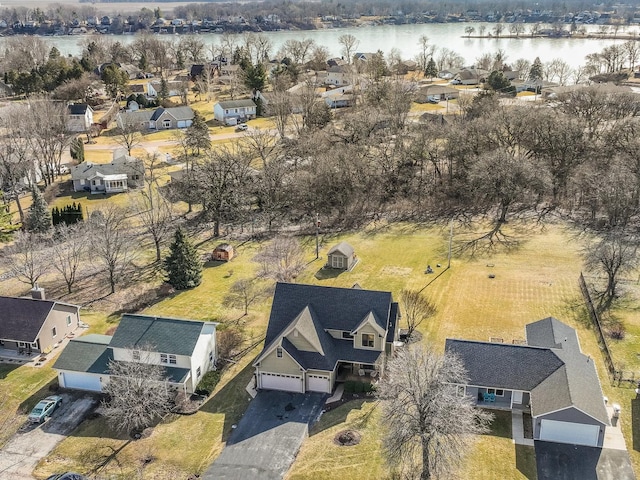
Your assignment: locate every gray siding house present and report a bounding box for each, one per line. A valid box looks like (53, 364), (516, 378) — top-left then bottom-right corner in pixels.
(116, 106), (194, 131)
(253, 283), (399, 394)
(0, 289), (80, 356)
(213, 99), (257, 125)
(446, 317), (610, 447)
(71, 151), (144, 194)
(326, 242), (357, 270)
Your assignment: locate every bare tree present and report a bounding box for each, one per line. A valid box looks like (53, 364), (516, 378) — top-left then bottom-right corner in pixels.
(400, 289), (436, 338)
(51, 223), (86, 294)
(115, 117), (143, 155)
(255, 236), (306, 282)
(585, 232), (639, 308)
(376, 345), (492, 480)
(5, 232), (49, 287)
(265, 90), (292, 139)
(89, 206), (137, 294)
(223, 278), (270, 316)
(102, 348), (173, 434)
(24, 98), (72, 186)
(338, 34), (359, 64)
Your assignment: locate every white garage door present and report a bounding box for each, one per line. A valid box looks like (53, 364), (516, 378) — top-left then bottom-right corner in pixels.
(260, 372), (303, 393)
(307, 374), (332, 393)
(539, 419), (600, 446)
(62, 372), (102, 392)
(177, 120), (188, 128)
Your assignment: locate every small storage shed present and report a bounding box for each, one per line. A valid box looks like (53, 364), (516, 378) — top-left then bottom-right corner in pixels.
(212, 243), (235, 262)
(326, 242), (357, 270)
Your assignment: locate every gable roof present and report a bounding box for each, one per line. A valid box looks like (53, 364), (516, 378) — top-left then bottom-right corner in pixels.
(151, 106), (194, 122)
(446, 317), (610, 426)
(328, 241), (354, 257)
(71, 157), (142, 181)
(0, 296), (56, 342)
(53, 334), (112, 374)
(68, 104), (92, 115)
(446, 339), (564, 391)
(109, 314), (206, 356)
(217, 99), (257, 109)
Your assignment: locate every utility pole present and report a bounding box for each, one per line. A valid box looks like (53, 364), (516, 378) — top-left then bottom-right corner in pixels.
(448, 218), (453, 269)
(315, 213), (320, 260)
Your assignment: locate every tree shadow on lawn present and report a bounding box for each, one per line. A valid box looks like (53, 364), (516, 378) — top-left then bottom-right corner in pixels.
(314, 266), (343, 281)
(18, 378), (58, 414)
(484, 409), (512, 439)
(310, 399), (369, 436)
(199, 362), (255, 442)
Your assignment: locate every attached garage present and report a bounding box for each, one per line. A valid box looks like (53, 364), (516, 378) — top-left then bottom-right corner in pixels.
(539, 419), (600, 447)
(307, 374), (332, 393)
(60, 371), (103, 392)
(260, 372), (303, 393)
(177, 120), (192, 128)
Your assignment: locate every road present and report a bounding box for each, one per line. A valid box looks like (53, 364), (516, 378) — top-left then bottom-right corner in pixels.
(0, 393), (97, 480)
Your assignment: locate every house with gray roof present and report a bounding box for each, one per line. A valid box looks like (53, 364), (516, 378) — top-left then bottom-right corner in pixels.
(326, 241), (357, 270)
(445, 317), (610, 447)
(0, 288), (80, 357)
(116, 106), (194, 131)
(71, 150), (144, 194)
(253, 283), (400, 394)
(213, 99), (257, 125)
(67, 103), (94, 132)
(54, 314), (217, 394)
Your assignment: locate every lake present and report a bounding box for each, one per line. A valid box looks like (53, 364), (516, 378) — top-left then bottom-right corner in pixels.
(0, 23), (632, 69)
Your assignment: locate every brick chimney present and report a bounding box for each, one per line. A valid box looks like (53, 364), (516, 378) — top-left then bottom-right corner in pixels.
(30, 283), (45, 300)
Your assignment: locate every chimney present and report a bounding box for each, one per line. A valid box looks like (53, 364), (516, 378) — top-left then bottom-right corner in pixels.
(31, 283), (45, 300)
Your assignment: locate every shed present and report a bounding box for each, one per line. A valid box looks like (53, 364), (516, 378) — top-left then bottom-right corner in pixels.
(212, 243), (235, 262)
(326, 242), (357, 270)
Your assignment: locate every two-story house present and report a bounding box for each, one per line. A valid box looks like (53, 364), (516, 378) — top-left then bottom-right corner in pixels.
(213, 99), (257, 125)
(67, 104), (94, 133)
(253, 283), (399, 394)
(53, 314), (217, 394)
(0, 288), (80, 357)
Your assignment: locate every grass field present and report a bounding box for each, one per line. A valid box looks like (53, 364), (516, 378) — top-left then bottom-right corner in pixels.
(3, 220), (640, 479)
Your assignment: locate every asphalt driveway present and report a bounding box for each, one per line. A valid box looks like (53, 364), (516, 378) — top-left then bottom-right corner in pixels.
(0, 393), (98, 480)
(203, 391), (326, 480)
(535, 441), (636, 480)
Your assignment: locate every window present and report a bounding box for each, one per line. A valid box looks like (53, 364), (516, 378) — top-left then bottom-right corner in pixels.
(276, 347), (283, 358)
(361, 333), (374, 348)
(488, 388), (504, 397)
(52, 327), (57, 338)
(132, 350), (140, 361)
(196, 367), (202, 378)
(209, 351), (214, 362)
(163, 119), (171, 128)
(0, 340), (4, 346)
(342, 331), (353, 339)
(31, 342), (38, 348)
(161, 353), (168, 364)
(18, 341), (26, 348)
(66, 315), (72, 326)
(456, 385), (466, 397)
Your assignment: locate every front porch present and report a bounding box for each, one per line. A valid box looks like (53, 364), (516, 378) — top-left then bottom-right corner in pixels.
(0, 346), (41, 365)
(466, 386), (531, 412)
(335, 361), (380, 383)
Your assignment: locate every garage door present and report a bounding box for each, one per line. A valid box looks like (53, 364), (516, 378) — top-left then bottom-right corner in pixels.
(260, 372), (303, 393)
(177, 120), (188, 128)
(61, 372), (102, 392)
(307, 374), (332, 393)
(539, 419), (600, 446)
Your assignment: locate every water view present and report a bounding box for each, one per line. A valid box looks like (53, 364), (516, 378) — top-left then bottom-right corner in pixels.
(0, 22), (630, 69)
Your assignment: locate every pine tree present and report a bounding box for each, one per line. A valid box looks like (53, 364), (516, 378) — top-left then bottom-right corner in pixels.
(529, 57), (544, 81)
(424, 57), (438, 79)
(25, 188), (52, 233)
(185, 111), (211, 156)
(164, 228), (202, 290)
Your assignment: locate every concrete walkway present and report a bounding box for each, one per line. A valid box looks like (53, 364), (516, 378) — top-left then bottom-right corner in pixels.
(512, 410), (534, 446)
(603, 406), (628, 451)
(325, 384), (344, 405)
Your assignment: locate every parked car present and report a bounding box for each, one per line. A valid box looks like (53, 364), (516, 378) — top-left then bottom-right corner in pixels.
(46, 473), (87, 480)
(236, 123), (248, 131)
(28, 395), (62, 423)
(58, 165), (70, 175)
(427, 95), (440, 104)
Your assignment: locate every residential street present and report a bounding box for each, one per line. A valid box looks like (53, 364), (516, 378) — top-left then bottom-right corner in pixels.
(0, 394), (97, 480)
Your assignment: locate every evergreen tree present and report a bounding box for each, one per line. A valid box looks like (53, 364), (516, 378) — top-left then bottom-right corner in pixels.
(164, 228), (202, 290)
(25, 187), (52, 233)
(70, 137), (84, 162)
(158, 77), (169, 104)
(486, 70), (516, 96)
(529, 57), (544, 81)
(1, 203), (19, 242)
(185, 111), (211, 156)
(424, 57), (438, 79)
(138, 52), (149, 72)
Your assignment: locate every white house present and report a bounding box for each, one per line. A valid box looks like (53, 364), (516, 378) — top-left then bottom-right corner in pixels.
(213, 99), (257, 125)
(326, 65), (351, 86)
(53, 314), (218, 394)
(67, 104), (94, 133)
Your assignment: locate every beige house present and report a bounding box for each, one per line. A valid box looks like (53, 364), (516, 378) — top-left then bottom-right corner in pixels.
(326, 242), (357, 270)
(253, 283), (399, 394)
(0, 288), (80, 356)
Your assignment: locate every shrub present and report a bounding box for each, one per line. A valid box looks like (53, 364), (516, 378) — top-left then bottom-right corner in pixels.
(344, 381), (356, 393)
(195, 370), (221, 396)
(608, 323), (626, 340)
(354, 382), (364, 393)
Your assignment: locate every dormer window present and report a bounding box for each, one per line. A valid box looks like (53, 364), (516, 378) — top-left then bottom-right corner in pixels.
(361, 333), (374, 348)
(276, 347), (283, 358)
